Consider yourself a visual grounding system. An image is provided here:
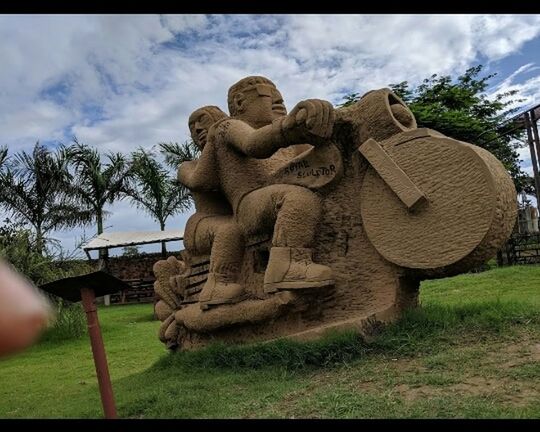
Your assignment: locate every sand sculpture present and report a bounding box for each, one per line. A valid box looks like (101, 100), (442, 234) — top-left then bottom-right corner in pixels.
(153, 76), (517, 351)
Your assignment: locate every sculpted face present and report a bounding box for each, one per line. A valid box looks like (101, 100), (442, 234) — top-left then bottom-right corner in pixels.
(188, 110), (215, 149)
(240, 84), (274, 127)
(235, 83), (287, 128)
(270, 87), (287, 118)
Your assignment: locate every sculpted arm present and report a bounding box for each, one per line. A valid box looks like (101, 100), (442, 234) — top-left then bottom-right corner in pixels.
(178, 144), (219, 191)
(214, 119), (284, 158)
(216, 99), (335, 158)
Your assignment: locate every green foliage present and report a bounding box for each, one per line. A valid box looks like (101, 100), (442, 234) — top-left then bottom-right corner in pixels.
(0, 142), (91, 254)
(125, 148), (192, 255)
(157, 299), (538, 372)
(66, 138), (131, 235)
(0, 145), (7, 168)
(158, 140), (201, 171)
(0, 219), (92, 285)
(40, 301), (86, 343)
(122, 245), (141, 257)
(339, 65), (530, 193)
(126, 148), (191, 231)
(157, 331), (367, 372)
(0, 222), (56, 285)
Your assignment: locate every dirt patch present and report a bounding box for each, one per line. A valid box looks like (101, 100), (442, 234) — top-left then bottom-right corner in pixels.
(483, 337), (540, 369)
(393, 376), (538, 406)
(255, 334), (540, 417)
(311, 337), (539, 405)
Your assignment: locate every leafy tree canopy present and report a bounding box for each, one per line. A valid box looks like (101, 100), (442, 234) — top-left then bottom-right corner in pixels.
(339, 65), (531, 193)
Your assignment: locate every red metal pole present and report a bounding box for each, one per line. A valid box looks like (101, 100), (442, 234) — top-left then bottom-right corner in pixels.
(80, 287), (118, 419)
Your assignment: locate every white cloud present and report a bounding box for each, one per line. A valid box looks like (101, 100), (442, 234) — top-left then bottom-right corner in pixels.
(491, 72), (540, 112)
(472, 15), (540, 59)
(4, 14), (540, 151)
(2, 14), (540, 253)
(0, 100), (72, 143)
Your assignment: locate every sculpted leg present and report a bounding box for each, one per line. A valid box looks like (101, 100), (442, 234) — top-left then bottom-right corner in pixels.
(237, 185), (334, 293)
(198, 221), (246, 309)
(174, 214), (246, 309)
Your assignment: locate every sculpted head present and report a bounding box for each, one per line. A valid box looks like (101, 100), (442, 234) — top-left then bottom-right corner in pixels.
(227, 76), (287, 129)
(188, 106), (228, 149)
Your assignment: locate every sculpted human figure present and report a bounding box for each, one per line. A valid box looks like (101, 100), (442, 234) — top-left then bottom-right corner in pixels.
(182, 106), (246, 309)
(179, 76), (336, 293)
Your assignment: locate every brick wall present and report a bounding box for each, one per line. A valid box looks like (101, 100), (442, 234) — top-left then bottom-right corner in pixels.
(105, 253), (162, 280)
(90, 251), (181, 304)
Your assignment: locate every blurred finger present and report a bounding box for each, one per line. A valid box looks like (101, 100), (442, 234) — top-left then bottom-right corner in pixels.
(0, 260), (52, 357)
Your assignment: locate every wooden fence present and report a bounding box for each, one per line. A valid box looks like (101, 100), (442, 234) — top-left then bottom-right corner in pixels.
(504, 232), (540, 265)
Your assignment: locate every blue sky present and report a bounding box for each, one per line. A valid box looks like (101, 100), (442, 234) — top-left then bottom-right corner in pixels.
(1, 14), (540, 256)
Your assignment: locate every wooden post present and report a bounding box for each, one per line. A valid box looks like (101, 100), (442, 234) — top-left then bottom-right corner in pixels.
(531, 109), (540, 190)
(80, 287), (118, 419)
(524, 112), (540, 201)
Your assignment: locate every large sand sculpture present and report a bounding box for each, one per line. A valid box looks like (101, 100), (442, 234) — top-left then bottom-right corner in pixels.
(153, 76), (517, 351)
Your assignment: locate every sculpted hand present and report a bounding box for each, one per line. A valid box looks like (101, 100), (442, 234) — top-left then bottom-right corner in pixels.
(282, 99), (335, 142)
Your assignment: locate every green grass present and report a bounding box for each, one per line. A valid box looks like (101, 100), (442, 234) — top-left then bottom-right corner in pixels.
(1, 265), (539, 418)
(40, 301), (87, 343)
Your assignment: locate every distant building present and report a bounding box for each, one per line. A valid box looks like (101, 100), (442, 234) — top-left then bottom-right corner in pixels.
(517, 204), (539, 234)
(81, 231), (183, 305)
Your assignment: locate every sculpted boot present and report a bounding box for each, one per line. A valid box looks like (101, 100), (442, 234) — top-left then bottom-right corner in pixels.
(263, 247), (334, 293)
(199, 273), (245, 310)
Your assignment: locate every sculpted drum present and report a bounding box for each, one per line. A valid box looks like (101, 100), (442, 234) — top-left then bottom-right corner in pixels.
(359, 128), (517, 275)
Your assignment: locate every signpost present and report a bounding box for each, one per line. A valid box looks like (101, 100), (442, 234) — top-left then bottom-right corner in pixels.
(40, 271), (131, 419)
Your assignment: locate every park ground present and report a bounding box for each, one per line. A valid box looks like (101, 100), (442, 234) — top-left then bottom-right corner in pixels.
(0, 265), (539, 418)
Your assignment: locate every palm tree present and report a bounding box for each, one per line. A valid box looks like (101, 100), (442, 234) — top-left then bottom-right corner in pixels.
(158, 140), (200, 170)
(0, 142), (91, 255)
(126, 148), (191, 256)
(0, 146), (8, 169)
(66, 139), (131, 260)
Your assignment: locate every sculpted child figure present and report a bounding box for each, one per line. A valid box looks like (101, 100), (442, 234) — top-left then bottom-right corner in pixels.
(179, 76), (336, 293)
(181, 106), (246, 309)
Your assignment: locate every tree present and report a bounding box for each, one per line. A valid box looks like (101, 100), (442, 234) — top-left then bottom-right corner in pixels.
(159, 140), (200, 171)
(66, 139), (131, 261)
(126, 148), (191, 256)
(0, 218), (51, 284)
(0, 146), (7, 169)
(0, 142), (90, 255)
(339, 65), (530, 193)
(121, 245), (141, 258)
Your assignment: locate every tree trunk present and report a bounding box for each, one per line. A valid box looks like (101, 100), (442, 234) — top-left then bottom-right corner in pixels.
(160, 221), (167, 258)
(97, 210), (109, 270)
(35, 227), (44, 256)
(97, 212), (103, 235)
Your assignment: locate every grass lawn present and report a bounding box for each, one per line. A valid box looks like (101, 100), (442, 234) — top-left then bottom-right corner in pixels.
(1, 265), (539, 418)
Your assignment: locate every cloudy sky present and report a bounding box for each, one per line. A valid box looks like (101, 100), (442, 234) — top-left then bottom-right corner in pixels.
(1, 14), (540, 256)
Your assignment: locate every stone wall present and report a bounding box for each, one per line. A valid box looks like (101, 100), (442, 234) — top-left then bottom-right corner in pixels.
(90, 251), (181, 304)
(106, 253), (165, 281)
